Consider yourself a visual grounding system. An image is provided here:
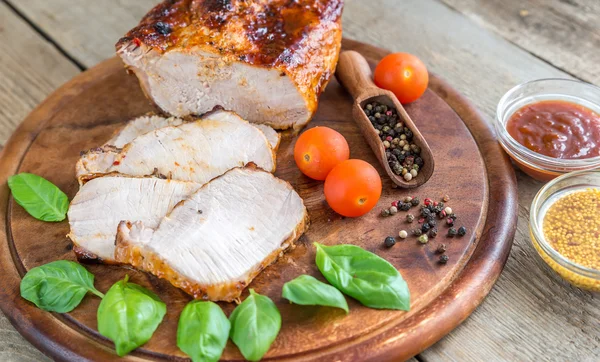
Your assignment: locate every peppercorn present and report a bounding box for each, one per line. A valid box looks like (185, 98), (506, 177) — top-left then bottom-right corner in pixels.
(399, 202), (411, 211)
(458, 226), (467, 236)
(406, 214), (415, 223)
(421, 207), (431, 216)
(418, 234), (429, 244)
(398, 230), (408, 239)
(444, 207), (453, 215)
(424, 198), (432, 206)
(403, 172), (413, 181)
(428, 219), (437, 228)
(391, 201), (398, 208)
(411, 197), (420, 206)
(421, 223), (431, 232)
(384, 236), (396, 247)
(389, 206), (398, 215)
(413, 229), (423, 236)
(439, 254), (449, 264)
(443, 195), (450, 202)
(381, 209), (390, 217)
(438, 210), (447, 219)
(436, 243), (447, 253)
(429, 229), (438, 238)
(448, 227), (458, 237)
(446, 217), (454, 226)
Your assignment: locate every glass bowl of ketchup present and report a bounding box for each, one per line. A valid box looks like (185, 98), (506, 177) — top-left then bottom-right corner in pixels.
(496, 78), (600, 181)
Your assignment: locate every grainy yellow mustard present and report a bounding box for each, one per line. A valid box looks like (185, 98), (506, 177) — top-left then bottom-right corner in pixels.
(543, 188), (600, 271)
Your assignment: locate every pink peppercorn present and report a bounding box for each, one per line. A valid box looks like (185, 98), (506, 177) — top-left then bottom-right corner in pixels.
(386, 111), (393, 116)
(386, 136), (393, 141)
(391, 201), (398, 207)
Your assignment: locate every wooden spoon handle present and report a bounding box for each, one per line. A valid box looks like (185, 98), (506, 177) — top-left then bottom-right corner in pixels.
(336, 50), (380, 99)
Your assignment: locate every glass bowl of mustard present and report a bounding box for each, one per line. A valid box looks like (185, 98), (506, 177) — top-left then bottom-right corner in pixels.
(530, 169), (600, 291)
(496, 78), (600, 181)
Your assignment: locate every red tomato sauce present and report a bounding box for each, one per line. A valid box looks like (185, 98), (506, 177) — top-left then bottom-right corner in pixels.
(506, 100), (600, 159)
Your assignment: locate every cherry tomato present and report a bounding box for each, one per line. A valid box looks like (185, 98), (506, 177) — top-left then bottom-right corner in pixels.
(294, 126), (350, 180)
(374, 52), (429, 104)
(324, 159), (382, 217)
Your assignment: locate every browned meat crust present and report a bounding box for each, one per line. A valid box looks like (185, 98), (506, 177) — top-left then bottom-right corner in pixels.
(116, 0), (343, 124)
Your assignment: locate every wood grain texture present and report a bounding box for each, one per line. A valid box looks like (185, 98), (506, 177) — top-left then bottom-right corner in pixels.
(2, 0), (600, 361)
(0, 2), (79, 146)
(440, 0), (600, 84)
(0, 4), (79, 361)
(0, 40), (516, 361)
(340, 1), (600, 361)
(7, 0), (157, 68)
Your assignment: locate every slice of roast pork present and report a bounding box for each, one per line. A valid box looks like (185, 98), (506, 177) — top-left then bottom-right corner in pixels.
(115, 166), (309, 302)
(107, 114), (184, 147)
(76, 110), (275, 184)
(107, 113), (280, 150)
(116, 0), (343, 130)
(67, 176), (200, 262)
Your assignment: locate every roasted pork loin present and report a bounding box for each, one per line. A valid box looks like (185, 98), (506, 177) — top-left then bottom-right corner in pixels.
(116, 0), (343, 130)
(115, 166), (309, 301)
(76, 110), (275, 184)
(67, 176), (200, 262)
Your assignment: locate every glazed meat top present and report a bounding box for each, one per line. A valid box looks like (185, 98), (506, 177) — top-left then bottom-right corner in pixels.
(116, 0), (343, 67)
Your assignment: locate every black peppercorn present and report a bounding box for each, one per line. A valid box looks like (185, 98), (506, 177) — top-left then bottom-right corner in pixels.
(384, 236), (396, 247)
(406, 214), (415, 223)
(411, 197), (420, 206)
(421, 207), (431, 216)
(421, 223), (431, 232)
(428, 220), (437, 229)
(413, 229), (423, 236)
(458, 226), (467, 236)
(436, 243), (447, 253)
(429, 229), (438, 238)
(448, 227), (458, 237)
(439, 254), (449, 264)
(400, 202), (411, 211)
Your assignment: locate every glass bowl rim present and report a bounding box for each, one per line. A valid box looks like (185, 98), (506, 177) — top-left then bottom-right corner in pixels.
(529, 169), (600, 279)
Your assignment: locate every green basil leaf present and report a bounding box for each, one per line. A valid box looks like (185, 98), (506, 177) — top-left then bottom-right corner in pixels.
(97, 276), (166, 356)
(20, 260), (104, 313)
(282, 275), (349, 313)
(314, 243), (410, 311)
(177, 301), (230, 362)
(8, 173), (68, 222)
(229, 289), (281, 361)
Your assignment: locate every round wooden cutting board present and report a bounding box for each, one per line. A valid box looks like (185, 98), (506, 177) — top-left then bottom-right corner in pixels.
(0, 39), (517, 361)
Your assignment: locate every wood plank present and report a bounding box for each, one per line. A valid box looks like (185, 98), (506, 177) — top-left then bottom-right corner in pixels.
(7, 0), (158, 68)
(0, 2), (80, 361)
(342, 1), (600, 361)
(2, 0), (599, 361)
(0, 1), (79, 147)
(439, 0), (600, 84)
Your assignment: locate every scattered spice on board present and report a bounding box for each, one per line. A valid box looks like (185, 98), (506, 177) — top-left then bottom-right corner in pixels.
(542, 188), (600, 271)
(363, 101), (424, 181)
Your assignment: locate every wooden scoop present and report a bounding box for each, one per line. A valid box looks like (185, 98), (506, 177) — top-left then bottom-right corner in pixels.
(335, 50), (434, 188)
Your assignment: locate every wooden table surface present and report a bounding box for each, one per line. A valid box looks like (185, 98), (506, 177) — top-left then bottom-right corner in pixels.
(0, 0), (598, 361)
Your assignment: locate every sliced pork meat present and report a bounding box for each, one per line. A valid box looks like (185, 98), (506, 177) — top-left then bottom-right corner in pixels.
(115, 166), (309, 302)
(116, 0), (343, 130)
(253, 124), (281, 151)
(107, 113), (280, 150)
(67, 176), (200, 262)
(107, 114), (183, 147)
(76, 110), (275, 184)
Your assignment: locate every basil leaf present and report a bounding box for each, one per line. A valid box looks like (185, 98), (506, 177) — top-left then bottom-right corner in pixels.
(20, 260), (104, 313)
(314, 243), (410, 311)
(97, 276), (166, 356)
(282, 275), (349, 313)
(8, 173), (68, 222)
(177, 301), (230, 362)
(229, 289), (281, 361)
